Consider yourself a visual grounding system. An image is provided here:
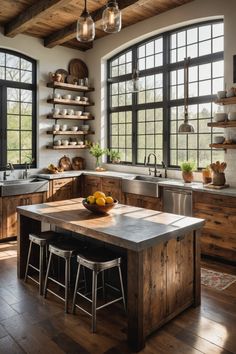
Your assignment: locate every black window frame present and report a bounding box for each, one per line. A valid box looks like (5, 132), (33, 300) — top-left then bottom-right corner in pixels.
(107, 20), (224, 169)
(0, 48), (37, 169)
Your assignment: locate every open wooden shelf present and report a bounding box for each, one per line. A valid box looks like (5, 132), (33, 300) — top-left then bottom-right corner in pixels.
(46, 114), (94, 120)
(210, 143), (236, 149)
(215, 97), (236, 105)
(208, 121), (236, 128)
(47, 130), (94, 135)
(47, 82), (94, 92)
(46, 145), (88, 150)
(47, 98), (94, 106)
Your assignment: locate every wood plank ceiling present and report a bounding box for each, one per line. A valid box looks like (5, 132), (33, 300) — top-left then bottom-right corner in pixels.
(0, 0), (194, 51)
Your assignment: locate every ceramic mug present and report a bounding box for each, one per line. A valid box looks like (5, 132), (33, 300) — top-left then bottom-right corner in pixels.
(67, 109), (74, 115)
(61, 124), (67, 131)
(52, 108), (60, 115)
(61, 139), (69, 146)
(54, 93), (61, 99)
(61, 109), (67, 115)
(53, 124), (60, 131)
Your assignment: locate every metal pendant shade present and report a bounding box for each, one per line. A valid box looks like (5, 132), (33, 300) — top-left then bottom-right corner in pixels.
(178, 57), (195, 133)
(77, 0), (95, 42)
(102, 1), (122, 33)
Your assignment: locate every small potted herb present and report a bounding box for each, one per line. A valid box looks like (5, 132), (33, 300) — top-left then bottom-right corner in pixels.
(180, 161), (196, 183)
(89, 142), (108, 170)
(109, 149), (121, 164)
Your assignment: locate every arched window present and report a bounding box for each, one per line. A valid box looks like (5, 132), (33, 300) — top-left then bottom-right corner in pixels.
(0, 49), (36, 168)
(107, 20), (224, 169)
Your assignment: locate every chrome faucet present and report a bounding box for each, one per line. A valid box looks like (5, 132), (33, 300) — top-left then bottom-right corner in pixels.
(144, 153), (160, 177)
(161, 161), (168, 179)
(23, 163), (29, 179)
(3, 163), (14, 180)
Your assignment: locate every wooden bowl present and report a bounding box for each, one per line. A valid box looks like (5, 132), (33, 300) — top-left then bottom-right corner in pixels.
(82, 199), (118, 214)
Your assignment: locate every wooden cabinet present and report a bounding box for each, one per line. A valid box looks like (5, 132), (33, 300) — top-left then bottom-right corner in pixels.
(47, 177), (78, 202)
(193, 191), (236, 263)
(101, 177), (122, 201)
(1, 192), (46, 239)
(82, 175), (122, 200)
(124, 192), (162, 211)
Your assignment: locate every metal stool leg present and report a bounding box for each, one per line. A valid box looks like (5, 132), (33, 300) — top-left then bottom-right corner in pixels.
(91, 270), (98, 333)
(102, 271), (105, 300)
(44, 251), (52, 298)
(39, 245), (44, 295)
(24, 240), (32, 282)
(65, 258), (70, 313)
(118, 265), (126, 312)
(72, 263), (81, 314)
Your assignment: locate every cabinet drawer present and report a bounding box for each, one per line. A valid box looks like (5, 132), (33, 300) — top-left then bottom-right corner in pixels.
(52, 178), (73, 188)
(102, 177), (121, 188)
(85, 176), (101, 187)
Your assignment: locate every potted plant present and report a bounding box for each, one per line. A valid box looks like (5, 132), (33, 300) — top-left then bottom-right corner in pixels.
(89, 142), (108, 170)
(108, 149), (121, 163)
(180, 161), (196, 183)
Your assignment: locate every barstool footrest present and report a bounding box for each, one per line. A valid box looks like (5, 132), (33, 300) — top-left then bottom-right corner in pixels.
(75, 304), (92, 317)
(27, 275), (40, 285)
(46, 288), (66, 302)
(47, 276), (66, 288)
(96, 297), (123, 310)
(28, 264), (40, 272)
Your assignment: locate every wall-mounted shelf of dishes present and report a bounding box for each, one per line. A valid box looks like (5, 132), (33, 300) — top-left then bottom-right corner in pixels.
(47, 114), (94, 120)
(47, 131), (94, 136)
(215, 97), (236, 105)
(47, 98), (94, 106)
(47, 82), (94, 92)
(46, 145), (89, 150)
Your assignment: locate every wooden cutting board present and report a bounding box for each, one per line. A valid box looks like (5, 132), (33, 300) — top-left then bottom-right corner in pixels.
(205, 183), (229, 189)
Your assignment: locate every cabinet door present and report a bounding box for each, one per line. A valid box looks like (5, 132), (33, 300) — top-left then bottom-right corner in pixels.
(48, 178), (75, 202)
(101, 177), (122, 201)
(2, 195), (26, 238)
(82, 176), (101, 197)
(141, 195), (162, 211)
(123, 193), (142, 207)
(166, 234), (194, 315)
(193, 191), (236, 262)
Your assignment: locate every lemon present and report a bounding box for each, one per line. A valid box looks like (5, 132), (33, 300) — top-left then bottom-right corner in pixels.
(93, 191), (106, 199)
(87, 195), (95, 204)
(96, 197), (106, 206)
(106, 196), (114, 204)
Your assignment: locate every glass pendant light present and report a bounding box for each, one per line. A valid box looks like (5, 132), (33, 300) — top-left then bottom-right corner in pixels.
(179, 57), (194, 133)
(102, 1), (121, 33)
(77, 0), (95, 42)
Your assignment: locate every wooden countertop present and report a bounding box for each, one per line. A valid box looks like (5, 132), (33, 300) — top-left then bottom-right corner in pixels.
(17, 198), (204, 251)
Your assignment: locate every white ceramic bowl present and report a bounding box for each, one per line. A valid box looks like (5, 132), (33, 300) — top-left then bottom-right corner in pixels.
(217, 91), (226, 99)
(214, 112), (227, 122)
(74, 96), (81, 101)
(214, 136), (225, 144)
(83, 112), (90, 117)
(62, 94), (71, 100)
(81, 97), (89, 102)
(54, 140), (61, 146)
(61, 139), (69, 146)
(69, 141), (77, 146)
(228, 112), (236, 121)
(75, 110), (82, 116)
(71, 126), (78, 131)
(80, 125), (89, 131)
(77, 141), (84, 146)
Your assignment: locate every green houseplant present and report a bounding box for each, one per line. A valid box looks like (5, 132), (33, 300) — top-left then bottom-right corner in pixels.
(89, 142), (108, 170)
(180, 161), (196, 183)
(108, 149), (121, 163)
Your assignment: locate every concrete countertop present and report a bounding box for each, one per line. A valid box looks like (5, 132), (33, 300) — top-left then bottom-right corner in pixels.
(35, 170), (236, 197)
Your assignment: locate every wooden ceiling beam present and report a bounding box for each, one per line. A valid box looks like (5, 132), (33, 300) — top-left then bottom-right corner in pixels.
(5, 0), (71, 38)
(44, 0), (140, 49)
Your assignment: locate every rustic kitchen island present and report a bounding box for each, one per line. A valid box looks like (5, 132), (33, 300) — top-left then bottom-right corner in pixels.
(17, 198), (204, 352)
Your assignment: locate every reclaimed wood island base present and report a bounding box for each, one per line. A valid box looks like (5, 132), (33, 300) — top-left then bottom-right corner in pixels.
(17, 198), (204, 352)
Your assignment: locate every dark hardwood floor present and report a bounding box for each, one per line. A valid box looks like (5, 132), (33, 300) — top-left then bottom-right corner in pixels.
(0, 242), (235, 354)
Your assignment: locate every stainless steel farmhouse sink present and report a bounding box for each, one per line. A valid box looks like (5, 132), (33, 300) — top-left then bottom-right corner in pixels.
(0, 178), (49, 196)
(122, 175), (162, 197)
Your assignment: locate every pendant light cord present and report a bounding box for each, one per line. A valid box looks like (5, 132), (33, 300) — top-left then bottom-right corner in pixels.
(184, 57), (190, 123)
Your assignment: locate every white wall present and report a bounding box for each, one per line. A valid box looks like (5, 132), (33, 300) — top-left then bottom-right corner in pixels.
(86, 0), (236, 186)
(0, 28), (89, 172)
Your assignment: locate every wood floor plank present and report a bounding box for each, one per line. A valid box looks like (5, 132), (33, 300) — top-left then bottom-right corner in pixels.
(0, 248), (236, 354)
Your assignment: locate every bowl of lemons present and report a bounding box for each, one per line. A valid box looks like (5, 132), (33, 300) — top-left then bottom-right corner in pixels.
(82, 191), (118, 214)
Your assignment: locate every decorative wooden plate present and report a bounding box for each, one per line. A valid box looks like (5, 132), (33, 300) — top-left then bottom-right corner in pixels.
(68, 59), (88, 79)
(55, 69), (68, 83)
(58, 155), (72, 171)
(72, 156), (85, 170)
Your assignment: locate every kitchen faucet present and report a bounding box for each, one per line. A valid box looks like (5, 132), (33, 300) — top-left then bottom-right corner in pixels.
(23, 163), (29, 179)
(144, 153), (161, 177)
(3, 163), (14, 180)
(161, 161), (168, 179)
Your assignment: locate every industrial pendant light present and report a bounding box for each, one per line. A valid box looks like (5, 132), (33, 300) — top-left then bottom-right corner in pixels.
(102, 1), (122, 33)
(77, 0), (95, 42)
(178, 57), (194, 133)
